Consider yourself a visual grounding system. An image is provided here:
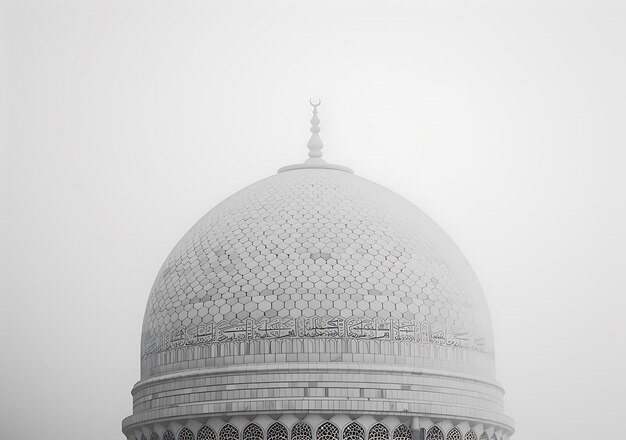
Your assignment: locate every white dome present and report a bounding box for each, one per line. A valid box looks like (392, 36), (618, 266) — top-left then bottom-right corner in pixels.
(124, 103), (514, 439)
(141, 168), (495, 380)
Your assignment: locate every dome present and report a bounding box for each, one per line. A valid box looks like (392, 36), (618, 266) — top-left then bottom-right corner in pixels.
(124, 104), (514, 440)
(141, 168), (496, 380)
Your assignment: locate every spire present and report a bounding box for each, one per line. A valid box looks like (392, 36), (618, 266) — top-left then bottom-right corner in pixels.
(277, 100), (353, 174)
(305, 99), (325, 164)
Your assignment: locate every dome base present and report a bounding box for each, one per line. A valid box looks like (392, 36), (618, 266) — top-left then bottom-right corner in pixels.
(124, 362), (513, 439)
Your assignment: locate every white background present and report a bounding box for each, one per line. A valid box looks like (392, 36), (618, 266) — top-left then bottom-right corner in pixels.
(2, 1), (625, 439)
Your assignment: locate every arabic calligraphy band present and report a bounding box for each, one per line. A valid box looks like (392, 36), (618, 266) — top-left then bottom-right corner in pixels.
(142, 315), (485, 357)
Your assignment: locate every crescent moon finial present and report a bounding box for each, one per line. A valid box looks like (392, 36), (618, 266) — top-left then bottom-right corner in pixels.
(306, 99), (324, 163)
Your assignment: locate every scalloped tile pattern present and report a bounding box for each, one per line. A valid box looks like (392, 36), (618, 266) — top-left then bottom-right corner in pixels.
(141, 169), (494, 361)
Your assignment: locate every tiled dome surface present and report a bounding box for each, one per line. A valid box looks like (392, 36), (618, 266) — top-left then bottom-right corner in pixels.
(141, 168), (494, 374)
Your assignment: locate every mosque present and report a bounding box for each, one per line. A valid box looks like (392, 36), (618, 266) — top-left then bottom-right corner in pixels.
(122, 102), (515, 440)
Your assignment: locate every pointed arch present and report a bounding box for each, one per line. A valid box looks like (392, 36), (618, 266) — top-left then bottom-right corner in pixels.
(464, 431), (477, 440)
(446, 428), (461, 440)
(479, 434), (488, 440)
(198, 427), (216, 440)
(151, 434), (160, 440)
(426, 427), (443, 440)
(179, 428), (195, 440)
(292, 422), (312, 440)
(243, 424), (263, 440)
(392, 425), (412, 440)
(344, 422), (365, 440)
(220, 425), (240, 440)
(164, 431), (176, 440)
(316, 422), (339, 440)
(490, 435), (497, 440)
(268, 423), (288, 440)
(368, 423), (389, 440)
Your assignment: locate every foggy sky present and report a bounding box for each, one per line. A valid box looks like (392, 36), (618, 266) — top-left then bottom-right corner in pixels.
(2, 1), (625, 439)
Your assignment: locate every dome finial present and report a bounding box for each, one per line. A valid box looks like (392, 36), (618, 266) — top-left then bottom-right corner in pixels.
(305, 99), (326, 164)
(277, 100), (353, 174)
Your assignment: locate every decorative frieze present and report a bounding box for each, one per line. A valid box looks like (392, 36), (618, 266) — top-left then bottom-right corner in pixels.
(127, 418), (506, 440)
(142, 316), (487, 358)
